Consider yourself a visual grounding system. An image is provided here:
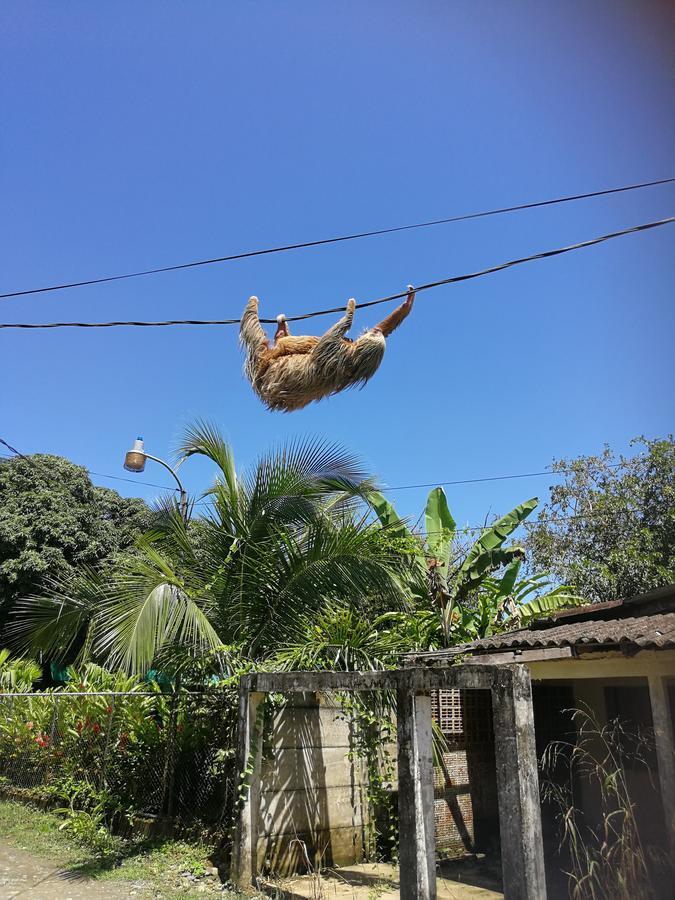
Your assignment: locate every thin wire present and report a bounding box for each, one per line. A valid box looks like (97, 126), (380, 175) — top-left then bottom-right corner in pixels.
(0, 445), (627, 534)
(2, 216), (672, 330)
(0, 447), (178, 491)
(1, 446), (625, 498)
(420, 509), (618, 536)
(1, 176), (673, 302)
(0, 437), (26, 458)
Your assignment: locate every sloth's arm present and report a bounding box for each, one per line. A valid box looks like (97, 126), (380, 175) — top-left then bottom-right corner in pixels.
(240, 296), (269, 352)
(372, 287), (415, 337)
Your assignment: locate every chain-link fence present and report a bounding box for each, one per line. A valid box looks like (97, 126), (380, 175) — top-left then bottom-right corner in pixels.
(0, 690), (237, 826)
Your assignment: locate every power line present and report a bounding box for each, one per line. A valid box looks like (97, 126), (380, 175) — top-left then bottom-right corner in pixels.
(0, 437), (26, 458)
(419, 508), (623, 536)
(0, 447), (178, 492)
(0, 444), (629, 533)
(1, 176), (673, 302)
(1, 445), (625, 499)
(2, 215), (673, 330)
(190, 463), (626, 507)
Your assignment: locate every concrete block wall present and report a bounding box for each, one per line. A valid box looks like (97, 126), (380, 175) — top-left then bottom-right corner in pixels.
(255, 688), (499, 875)
(256, 692), (370, 874)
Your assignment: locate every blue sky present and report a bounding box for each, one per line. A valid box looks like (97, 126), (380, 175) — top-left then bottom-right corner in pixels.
(1, 1), (674, 530)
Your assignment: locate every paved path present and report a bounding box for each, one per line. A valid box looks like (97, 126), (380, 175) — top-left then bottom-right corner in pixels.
(0, 841), (139, 900)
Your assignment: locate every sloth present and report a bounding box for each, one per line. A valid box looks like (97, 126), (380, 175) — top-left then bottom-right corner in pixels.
(240, 287), (415, 411)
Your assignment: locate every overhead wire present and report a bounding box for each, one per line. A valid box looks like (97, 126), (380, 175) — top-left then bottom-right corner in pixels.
(1, 446), (625, 497)
(1, 176), (673, 302)
(0, 443), (629, 535)
(2, 215), (673, 330)
(0, 446), (178, 492)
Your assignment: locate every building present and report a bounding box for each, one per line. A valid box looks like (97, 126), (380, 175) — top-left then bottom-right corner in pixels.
(406, 584), (675, 891)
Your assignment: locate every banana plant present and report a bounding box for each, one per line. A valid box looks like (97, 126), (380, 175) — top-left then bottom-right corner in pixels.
(367, 487), (538, 645)
(477, 562), (585, 633)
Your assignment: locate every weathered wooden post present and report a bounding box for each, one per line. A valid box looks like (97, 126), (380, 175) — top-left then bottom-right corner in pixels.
(230, 677), (265, 890)
(397, 671), (437, 900)
(491, 665), (547, 900)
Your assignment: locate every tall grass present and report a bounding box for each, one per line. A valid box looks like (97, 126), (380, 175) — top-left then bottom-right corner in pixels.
(541, 704), (666, 900)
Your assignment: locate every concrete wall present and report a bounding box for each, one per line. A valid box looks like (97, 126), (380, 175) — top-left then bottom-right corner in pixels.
(256, 688), (505, 874)
(256, 692), (370, 874)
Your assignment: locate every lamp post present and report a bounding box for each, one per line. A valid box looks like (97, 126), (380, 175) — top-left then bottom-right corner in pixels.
(124, 437), (188, 523)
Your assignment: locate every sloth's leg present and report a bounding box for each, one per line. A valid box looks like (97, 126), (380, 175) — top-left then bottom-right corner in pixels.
(315, 299), (356, 351)
(372, 287), (415, 336)
(274, 314), (290, 342)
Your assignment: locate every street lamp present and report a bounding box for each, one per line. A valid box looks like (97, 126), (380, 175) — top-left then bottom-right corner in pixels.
(124, 437), (188, 523)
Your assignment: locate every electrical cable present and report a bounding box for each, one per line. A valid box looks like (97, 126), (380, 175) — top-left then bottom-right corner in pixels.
(1, 446), (624, 497)
(0, 446), (178, 492)
(1, 176), (673, 302)
(0, 444), (630, 535)
(2, 215), (673, 330)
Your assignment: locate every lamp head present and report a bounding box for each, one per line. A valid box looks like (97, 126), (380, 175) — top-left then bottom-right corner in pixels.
(124, 437), (146, 473)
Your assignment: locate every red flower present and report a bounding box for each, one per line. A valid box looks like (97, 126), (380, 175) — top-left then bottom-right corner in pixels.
(92, 722), (101, 735)
(106, 705), (113, 714)
(34, 733), (50, 748)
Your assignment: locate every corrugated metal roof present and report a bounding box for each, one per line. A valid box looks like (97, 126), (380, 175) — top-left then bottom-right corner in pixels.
(458, 610), (675, 653)
(402, 587), (675, 664)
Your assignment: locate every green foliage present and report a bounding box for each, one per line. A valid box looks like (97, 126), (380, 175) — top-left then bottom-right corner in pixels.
(367, 487), (539, 646)
(0, 454), (154, 628)
(11, 426), (407, 674)
(273, 604), (409, 672)
(0, 648), (41, 691)
(450, 562), (585, 642)
(339, 693), (398, 861)
(526, 436), (675, 602)
(541, 705), (669, 899)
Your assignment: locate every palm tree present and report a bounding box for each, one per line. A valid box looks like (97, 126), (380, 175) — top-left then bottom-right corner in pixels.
(10, 423), (407, 675)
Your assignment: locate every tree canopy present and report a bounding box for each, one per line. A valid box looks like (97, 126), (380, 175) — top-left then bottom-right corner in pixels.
(525, 437), (674, 603)
(0, 454), (154, 629)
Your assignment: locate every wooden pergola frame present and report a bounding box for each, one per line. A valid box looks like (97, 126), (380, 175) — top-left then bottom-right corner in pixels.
(230, 664), (546, 900)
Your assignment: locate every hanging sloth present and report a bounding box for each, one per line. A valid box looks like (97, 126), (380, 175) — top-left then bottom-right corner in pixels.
(240, 287), (415, 411)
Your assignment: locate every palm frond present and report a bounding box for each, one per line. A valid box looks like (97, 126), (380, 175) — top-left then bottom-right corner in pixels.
(7, 567), (107, 663)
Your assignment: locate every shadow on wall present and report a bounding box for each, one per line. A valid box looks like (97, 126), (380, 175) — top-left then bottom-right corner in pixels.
(257, 692), (369, 876)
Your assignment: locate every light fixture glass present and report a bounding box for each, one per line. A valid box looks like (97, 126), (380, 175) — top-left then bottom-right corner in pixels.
(124, 437), (146, 473)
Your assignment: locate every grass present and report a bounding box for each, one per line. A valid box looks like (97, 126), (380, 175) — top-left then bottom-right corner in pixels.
(0, 799), (251, 899)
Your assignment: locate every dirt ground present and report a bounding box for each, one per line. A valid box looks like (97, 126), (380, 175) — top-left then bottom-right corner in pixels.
(0, 840), (139, 900)
(262, 857), (504, 899)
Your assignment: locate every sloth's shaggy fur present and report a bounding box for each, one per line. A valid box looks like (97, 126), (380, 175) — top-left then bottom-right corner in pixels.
(240, 291), (415, 412)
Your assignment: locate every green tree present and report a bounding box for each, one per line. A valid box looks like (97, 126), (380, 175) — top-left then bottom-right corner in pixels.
(525, 437), (675, 603)
(10, 425), (407, 674)
(0, 454), (154, 630)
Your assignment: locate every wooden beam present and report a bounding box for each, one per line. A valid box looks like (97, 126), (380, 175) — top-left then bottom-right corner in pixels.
(463, 647), (573, 666)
